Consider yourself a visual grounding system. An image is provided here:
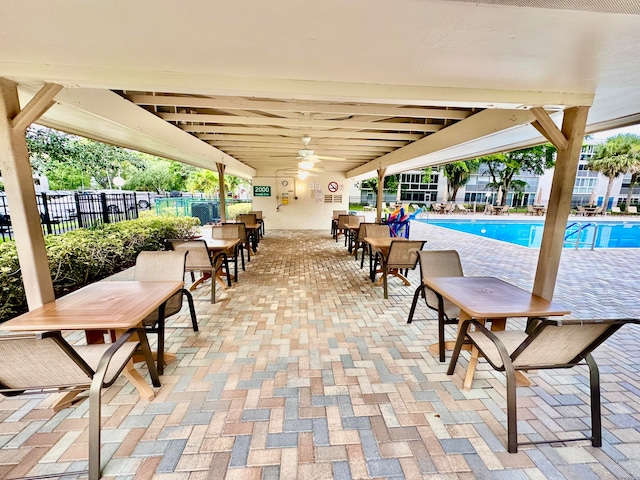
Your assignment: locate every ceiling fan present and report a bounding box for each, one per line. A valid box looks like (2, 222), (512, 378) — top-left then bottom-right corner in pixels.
(297, 135), (345, 170)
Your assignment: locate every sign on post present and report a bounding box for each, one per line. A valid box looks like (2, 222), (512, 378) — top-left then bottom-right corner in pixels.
(253, 186), (271, 197)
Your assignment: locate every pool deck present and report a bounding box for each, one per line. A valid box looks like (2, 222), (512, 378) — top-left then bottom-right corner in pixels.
(0, 217), (639, 479)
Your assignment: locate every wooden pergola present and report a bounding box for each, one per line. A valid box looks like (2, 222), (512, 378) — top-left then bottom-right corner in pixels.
(1, 0), (639, 310)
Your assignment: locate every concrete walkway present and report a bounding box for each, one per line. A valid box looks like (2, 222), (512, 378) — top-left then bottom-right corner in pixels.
(1, 221), (639, 479)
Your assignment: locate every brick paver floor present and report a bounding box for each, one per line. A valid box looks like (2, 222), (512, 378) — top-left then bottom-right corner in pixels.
(1, 217), (639, 479)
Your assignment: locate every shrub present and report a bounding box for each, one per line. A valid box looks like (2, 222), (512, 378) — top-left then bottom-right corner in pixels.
(0, 214), (200, 322)
(227, 202), (252, 219)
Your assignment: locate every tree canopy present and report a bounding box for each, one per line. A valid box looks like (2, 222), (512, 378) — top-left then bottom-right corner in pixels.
(25, 126), (247, 196)
(442, 160), (479, 202)
(478, 145), (556, 206)
(588, 133), (640, 210)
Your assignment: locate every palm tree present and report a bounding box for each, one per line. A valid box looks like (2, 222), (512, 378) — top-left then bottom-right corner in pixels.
(442, 160), (479, 202)
(588, 134), (640, 211)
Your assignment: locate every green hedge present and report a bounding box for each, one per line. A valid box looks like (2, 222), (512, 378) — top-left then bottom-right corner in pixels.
(0, 214), (200, 322)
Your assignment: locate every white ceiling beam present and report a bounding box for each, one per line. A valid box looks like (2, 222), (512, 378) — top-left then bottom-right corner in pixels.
(196, 134), (408, 147)
(12, 83), (63, 132)
(159, 112), (444, 132)
(129, 94), (475, 119)
(530, 107), (568, 150)
(183, 125), (423, 140)
(348, 108), (536, 177)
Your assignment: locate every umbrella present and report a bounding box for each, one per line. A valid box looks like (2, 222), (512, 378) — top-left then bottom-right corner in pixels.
(535, 187), (542, 205)
(589, 189), (596, 206)
(496, 187), (503, 206)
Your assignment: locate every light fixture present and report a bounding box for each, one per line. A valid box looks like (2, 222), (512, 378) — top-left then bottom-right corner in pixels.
(298, 148), (314, 157)
(298, 170), (310, 180)
(298, 160), (315, 170)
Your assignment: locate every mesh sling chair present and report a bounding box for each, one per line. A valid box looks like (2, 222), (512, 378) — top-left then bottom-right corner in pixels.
(352, 222), (376, 265)
(168, 239), (231, 304)
(134, 251), (198, 375)
(346, 215), (366, 252)
(360, 224), (391, 271)
(212, 224), (247, 280)
(372, 240), (427, 299)
(236, 214), (259, 252)
(223, 222), (252, 263)
(446, 317), (640, 453)
(331, 210), (347, 237)
(407, 250), (463, 362)
(0, 329), (159, 480)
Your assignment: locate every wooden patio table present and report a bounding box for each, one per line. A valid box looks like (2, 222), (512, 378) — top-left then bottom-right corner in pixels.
(422, 276), (570, 390)
(1, 280), (182, 406)
(364, 237), (410, 284)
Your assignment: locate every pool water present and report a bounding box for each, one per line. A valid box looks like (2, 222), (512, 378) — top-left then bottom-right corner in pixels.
(420, 219), (640, 248)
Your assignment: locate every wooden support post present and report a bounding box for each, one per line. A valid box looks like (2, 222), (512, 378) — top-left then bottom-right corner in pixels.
(533, 106), (589, 300)
(0, 79), (61, 309)
(376, 167), (386, 224)
(216, 163), (227, 222)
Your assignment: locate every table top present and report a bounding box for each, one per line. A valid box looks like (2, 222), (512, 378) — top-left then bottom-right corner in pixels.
(423, 276), (570, 319)
(1, 281), (183, 332)
(206, 238), (243, 251)
(364, 237), (408, 249)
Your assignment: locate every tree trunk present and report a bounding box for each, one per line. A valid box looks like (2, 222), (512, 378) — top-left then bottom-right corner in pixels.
(603, 176), (615, 211)
(625, 173), (638, 211)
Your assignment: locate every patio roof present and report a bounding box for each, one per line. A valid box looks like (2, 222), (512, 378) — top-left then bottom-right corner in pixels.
(2, 0), (640, 179)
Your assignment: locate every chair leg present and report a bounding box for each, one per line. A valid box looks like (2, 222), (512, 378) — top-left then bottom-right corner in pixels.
(586, 353), (602, 447)
(88, 380), (102, 480)
(156, 302), (166, 375)
(505, 365), (518, 453)
(182, 288), (198, 332)
(407, 285), (423, 323)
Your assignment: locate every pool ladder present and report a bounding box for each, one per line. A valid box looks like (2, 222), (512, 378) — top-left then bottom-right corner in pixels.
(564, 222), (598, 250)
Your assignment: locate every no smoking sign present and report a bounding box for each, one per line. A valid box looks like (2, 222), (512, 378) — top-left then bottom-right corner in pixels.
(327, 181), (339, 193)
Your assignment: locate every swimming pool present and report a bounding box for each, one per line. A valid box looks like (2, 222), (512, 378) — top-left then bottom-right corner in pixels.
(420, 219), (640, 248)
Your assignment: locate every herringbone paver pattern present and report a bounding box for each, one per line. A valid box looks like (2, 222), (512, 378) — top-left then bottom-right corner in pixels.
(1, 218), (639, 479)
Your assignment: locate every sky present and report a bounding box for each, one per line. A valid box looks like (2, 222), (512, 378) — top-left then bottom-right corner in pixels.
(591, 125), (640, 141)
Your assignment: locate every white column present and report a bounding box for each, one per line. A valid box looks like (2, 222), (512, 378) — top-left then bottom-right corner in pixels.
(0, 79), (56, 308)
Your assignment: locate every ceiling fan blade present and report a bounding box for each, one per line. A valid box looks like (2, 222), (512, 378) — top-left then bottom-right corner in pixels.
(316, 155), (346, 161)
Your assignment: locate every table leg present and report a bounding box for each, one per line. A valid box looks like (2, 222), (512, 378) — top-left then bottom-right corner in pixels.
(462, 317), (506, 390)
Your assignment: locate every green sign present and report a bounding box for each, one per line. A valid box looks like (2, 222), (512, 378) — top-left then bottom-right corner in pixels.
(253, 185), (271, 197)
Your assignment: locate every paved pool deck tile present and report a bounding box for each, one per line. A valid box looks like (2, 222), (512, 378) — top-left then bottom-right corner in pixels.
(1, 215), (639, 479)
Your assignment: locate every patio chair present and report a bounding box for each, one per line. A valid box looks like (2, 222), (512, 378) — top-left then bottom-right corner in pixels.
(360, 223), (391, 270)
(455, 204), (469, 214)
(134, 251), (198, 374)
(407, 250), (463, 362)
(0, 329), (159, 480)
(236, 213), (260, 249)
(373, 239), (427, 299)
(485, 204), (494, 215)
(628, 206), (638, 215)
(168, 239), (230, 304)
(331, 210), (347, 236)
(610, 206), (622, 215)
(447, 317), (640, 453)
(576, 205), (587, 216)
(352, 222), (376, 264)
(334, 214), (350, 244)
(526, 205), (535, 216)
(213, 223), (247, 279)
(249, 210), (264, 236)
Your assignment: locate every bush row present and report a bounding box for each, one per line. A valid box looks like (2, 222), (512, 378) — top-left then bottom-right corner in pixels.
(0, 213), (200, 322)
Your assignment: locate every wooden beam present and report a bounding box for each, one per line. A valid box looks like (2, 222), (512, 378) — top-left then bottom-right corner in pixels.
(160, 113), (444, 133)
(129, 94), (473, 120)
(12, 83), (63, 132)
(348, 109), (536, 177)
(533, 106), (589, 301)
(217, 163), (227, 221)
(529, 107), (568, 150)
(195, 134), (408, 148)
(0, 78), (55, 309)
(182, 125), (424, 141)
(376, 167), (387, 223)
